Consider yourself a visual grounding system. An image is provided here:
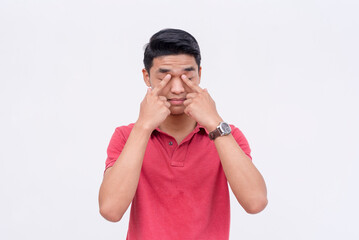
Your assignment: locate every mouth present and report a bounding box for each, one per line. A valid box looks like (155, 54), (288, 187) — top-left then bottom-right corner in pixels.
(168, 98), (186, 105)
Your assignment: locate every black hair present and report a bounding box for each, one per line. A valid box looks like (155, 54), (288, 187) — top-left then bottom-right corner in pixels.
(143, 28), (201, 73)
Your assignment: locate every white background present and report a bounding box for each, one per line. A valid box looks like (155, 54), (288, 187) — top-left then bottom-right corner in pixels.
(1, 0), (358, 239)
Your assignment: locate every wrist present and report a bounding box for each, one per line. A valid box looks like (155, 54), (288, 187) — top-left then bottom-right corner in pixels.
(133, 121), (155, 135)
(205, 116), (223, 132)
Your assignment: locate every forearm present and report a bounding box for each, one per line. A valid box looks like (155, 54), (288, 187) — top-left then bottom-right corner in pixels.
(99, 124), (152, 222)
(214, 134), (268, 214)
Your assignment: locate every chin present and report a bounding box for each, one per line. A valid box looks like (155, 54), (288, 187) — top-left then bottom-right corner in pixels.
(170, 110), (185, 116)
(169, 106), (185, 115)
(170, 112), (186, 116)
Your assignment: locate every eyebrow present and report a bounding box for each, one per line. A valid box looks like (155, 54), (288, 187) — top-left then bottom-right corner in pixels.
(183, 66), (195, 72)
(157, 66), (196, 74)
(158, 68), (171, 73)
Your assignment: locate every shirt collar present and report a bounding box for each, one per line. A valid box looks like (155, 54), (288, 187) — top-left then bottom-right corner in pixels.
(154, 122), (208, 135)
(194, 123), (209, 134)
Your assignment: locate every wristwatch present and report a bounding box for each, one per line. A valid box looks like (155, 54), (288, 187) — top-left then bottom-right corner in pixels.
(209, 122), (232, 140)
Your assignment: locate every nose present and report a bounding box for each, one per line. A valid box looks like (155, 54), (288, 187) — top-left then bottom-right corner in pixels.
(170, 76), (185, 94)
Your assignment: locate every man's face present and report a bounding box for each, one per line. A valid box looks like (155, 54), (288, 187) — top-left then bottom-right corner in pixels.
(142, 54), (201, 115)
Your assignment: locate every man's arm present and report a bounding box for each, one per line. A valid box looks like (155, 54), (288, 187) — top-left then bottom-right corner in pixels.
(98, 75), (172, 222)
(182, 75), (268, 214)
(99, 124), (152, 222)
(212, 130), (267, 213)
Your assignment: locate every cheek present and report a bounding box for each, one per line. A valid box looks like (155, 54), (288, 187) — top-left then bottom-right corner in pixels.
(184, 85), (193, 93)
(150, 79), (161, 88)
(184, 78), (200, 93)
(158, 85), (171, 96)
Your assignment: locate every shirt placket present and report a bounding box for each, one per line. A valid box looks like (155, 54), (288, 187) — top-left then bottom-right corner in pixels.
(170, 143), (188, 167)
(156, 126), (202, 168)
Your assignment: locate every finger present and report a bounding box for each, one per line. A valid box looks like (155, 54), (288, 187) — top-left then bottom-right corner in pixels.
(152, 74), (172, 95)
(183, 99), (192, 106)
(185, 92), (197, 99)
(181, 74), (202, 93)
(184, 106), (192, 117)
(158, 96), (167, 102)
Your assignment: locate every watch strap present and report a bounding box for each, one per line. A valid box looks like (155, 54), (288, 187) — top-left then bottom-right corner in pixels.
(209, 127), (221, 140)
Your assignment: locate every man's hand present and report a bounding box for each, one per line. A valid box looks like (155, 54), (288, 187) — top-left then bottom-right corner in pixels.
(182, 75), (222, 132)
(136, 74), (172, 131)
(100, 75), (172, 222)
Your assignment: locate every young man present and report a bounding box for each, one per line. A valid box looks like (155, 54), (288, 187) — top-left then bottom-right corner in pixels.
(99, 29), (267, 240)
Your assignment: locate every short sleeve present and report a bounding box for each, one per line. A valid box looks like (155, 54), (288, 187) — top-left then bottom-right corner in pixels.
(105, 124), (134, 171)
(230, 125), (252, 160)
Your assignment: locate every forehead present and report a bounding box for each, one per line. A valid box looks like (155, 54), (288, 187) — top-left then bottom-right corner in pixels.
(150, 54), (198, 75)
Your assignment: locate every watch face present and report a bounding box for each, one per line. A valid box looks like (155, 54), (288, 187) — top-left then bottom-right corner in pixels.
(220, 122), (231, 134)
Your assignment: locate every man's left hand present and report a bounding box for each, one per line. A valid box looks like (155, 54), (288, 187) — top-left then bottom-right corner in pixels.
(182, 74), (223, 132)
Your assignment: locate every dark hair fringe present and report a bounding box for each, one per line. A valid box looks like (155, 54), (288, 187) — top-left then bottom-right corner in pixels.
(143, 29), (201, 73)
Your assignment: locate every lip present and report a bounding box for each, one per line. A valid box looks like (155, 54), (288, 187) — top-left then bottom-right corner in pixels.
(168, 98), (186, 105)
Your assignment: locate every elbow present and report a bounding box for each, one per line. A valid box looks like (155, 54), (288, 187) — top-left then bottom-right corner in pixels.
(99, 204), (124, 222)
(244, 197), (268, 214)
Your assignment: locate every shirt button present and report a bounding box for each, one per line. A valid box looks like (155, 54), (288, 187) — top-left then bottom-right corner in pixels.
(169, 141), (173, 146)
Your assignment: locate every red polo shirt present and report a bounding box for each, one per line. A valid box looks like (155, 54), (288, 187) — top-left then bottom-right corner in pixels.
(105, 123), (251, 240)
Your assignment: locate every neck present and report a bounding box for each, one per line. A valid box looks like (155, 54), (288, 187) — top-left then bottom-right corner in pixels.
(159, 113), (197, 135)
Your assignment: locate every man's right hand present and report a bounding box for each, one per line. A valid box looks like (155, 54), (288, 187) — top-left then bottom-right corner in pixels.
(99, 75), (172, 222)
(136, 74), (172, 131)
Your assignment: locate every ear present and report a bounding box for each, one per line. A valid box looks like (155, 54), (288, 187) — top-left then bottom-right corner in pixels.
(198, 66), (202, 84)
(142, 68), (151, 87)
